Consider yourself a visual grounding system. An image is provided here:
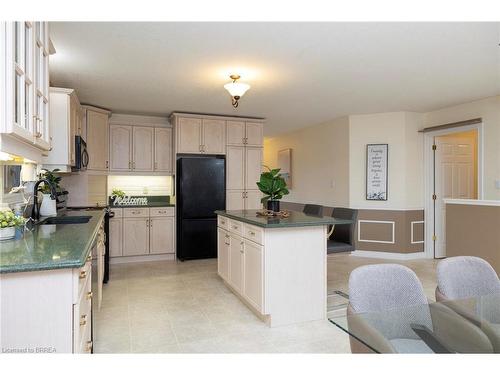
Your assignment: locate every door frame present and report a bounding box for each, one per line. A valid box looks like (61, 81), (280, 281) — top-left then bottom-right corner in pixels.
(423, 123), (484, 258)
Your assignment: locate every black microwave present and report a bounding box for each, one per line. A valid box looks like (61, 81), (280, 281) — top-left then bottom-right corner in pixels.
(75, 135), (89, 170)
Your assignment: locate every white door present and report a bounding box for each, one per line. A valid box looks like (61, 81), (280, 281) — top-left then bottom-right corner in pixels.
(150, 217), (174, 254)
(177, 117), (202, 154)
(109, 218), (123, 257)
(434, 134), (476, 258)
(245, 122), (264, 146)
(109, 125), (132, 171)
(154, 127), (172, 172)
(86, 110), (109, 171)
(217, 228), (230, 280)
(202, 119), (226, 154)
(226, 190), (245, 210)
(229, 234), (244, 292)
(226, 146), (245, 190)
(245, 146), (263, 190)
(245, 190), (263, 210)
(226, 121), (245, 146)
(122, 218), (150, 256)
(243, 239), (263, 311)
(133, 126), (154, 171)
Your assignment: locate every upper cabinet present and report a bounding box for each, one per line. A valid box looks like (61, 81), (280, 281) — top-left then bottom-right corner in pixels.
(0, 21), (51, 157)
(173, 114), (227, 155)
(85, 106), (111, 171)
(108, 114), (173, 175)
(42, 87), (82, 171)
(226, 120), (264, 147)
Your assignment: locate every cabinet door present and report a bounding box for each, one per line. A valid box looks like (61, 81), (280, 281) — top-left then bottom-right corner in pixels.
(243, 240), (264, 312)
(226, 146), (245, 190)
(217, 228), (230, 281)
(245, 122), (264, 147)
(109, 125), (132, 171)
(226, 190), (245, 210)
(177, 117), (202, 154)
(150, 217), (174, 254)
(109, 218), (123, 257)
(245, 190), (263, 210)
(245, 147), (263, 190)
(229, 234), (244, 292)
(87, 110), (109, 170)
(154, 127), (172, 173)
(202, 119), (226, 154)
(122, 218), (149, 256)
(133, 126), (154, 171)
(226, 121), (245, 146)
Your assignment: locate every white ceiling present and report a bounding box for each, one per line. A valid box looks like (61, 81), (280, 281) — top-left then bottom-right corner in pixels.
(49, 22), (500, 136)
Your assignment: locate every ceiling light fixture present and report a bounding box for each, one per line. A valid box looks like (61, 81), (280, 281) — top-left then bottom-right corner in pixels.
(224, 74), (250, 108)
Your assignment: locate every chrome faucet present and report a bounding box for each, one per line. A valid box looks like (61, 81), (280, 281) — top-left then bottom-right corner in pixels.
(31, 179), (57, 221)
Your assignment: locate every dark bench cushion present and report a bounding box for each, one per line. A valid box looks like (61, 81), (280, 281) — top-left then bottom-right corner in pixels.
(327, 240), (354, 254)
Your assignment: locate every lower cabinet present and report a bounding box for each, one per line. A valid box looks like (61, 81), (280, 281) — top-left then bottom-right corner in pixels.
(217, 219), (264, 313)
(226, 190), (262, 210)
(110, 207), (175, 258)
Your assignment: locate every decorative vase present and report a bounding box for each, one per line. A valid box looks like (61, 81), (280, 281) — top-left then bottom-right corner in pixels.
(0, 226), (16, 241)
(267, 200), (280, 212)
(39, 194), (57, 217)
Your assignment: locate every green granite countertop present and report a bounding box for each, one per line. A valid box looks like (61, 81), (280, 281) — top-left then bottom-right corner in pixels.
(215, 210), (353, 228)
(0, 210), (105, 274)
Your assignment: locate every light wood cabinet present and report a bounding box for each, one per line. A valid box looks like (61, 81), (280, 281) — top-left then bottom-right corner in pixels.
(245, 122), (264, 146)
(217, 228), (230, 280)
(109, 217), (123, 257)
(85, 107), (110, 171)
(245, 190), (262, 210)
(154, 127), (172, 173)
(229, 233), (244, 293)
(109, 124), (132, 171)
(226, 146), (245, 190)
(150, 216), (174, 254)
(122, 217), (149, 256)
(243, 239), (264, 311)
(133, 126), (154, 171)
(174, 115), (226, 155)
(42, 87), (81, 171)
(245, 146), (263, 190)
(1, 22), (51, 153)
(226, 190), (245, 210)
(226, 121), (263, 147)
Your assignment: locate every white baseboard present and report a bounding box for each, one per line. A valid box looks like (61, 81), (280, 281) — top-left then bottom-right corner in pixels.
(110, 253), (176, 264)
(350, 250), (431, 260)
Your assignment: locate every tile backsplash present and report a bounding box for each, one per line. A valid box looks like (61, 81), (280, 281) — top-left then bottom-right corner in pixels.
(107, 175), (173, 196)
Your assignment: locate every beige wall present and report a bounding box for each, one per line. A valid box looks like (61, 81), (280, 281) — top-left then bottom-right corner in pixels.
(424, 96), (500, 200)
(349, 112), (424, 209)
(263, 116), (350, 207)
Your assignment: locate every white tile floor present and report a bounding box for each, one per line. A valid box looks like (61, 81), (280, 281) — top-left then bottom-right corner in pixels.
(94, 254), (438, 353)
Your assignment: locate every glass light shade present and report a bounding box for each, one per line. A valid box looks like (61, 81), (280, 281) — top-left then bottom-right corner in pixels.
(224, 81), (250, 97)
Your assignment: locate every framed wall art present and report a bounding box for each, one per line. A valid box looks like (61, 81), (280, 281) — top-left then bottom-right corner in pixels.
(366, 144), (388, 200)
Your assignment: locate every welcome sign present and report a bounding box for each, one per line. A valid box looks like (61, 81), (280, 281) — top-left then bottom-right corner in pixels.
(366, 144), (388, 201)
(111, 196), (149, 206)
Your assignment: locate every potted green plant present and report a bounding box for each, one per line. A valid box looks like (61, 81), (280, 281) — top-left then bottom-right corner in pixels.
(256, 166), (290, 212)
(38, 169), (61, 217)
(0, 210), (25, 240)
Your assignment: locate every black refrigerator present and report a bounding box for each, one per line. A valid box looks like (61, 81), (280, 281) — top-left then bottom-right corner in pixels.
(176, 155), (226, 260)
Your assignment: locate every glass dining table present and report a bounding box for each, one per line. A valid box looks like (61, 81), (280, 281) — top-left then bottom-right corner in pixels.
(328, 293), (500, 353)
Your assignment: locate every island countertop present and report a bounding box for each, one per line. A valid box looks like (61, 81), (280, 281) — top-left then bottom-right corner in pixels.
(215, 209), (353, 228)
(0, 209), (105, 274)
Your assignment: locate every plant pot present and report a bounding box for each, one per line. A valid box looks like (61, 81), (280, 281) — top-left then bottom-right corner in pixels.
(267, 200), (280, 212)
(40, 194), (57, 217)
(0, 227), (16, 241)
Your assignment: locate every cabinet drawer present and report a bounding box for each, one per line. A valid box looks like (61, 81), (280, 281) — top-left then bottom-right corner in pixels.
(77, 258), (92, 297)
(123, 207), (149, 217)
(149, 207), (175, 217)
(228, 219), (244, 236)
(109, 207), (123, 218)
(76, 277), (92, 348)
(244, 223), (264, 245)
(78, 323), (92, 354)
(217, 215), (229, 230)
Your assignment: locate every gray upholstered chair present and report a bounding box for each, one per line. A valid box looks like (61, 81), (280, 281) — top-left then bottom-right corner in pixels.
(327, 207), (358, 254)
(435, 256), (500, 352)
(347, 264), (493, 353)
(302, 204), (323, 216)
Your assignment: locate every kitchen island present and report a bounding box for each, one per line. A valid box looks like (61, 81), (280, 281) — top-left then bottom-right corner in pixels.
(0, 210), (106, 353)
(215, 209), (352, 327)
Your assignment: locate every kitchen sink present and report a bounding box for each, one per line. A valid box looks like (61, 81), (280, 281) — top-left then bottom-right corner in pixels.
(41, 216), (92, 225)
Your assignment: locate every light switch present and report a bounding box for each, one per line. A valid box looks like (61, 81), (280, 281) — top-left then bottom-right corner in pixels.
(330, 180), (336, 189)
(495, 180), (500, 190)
